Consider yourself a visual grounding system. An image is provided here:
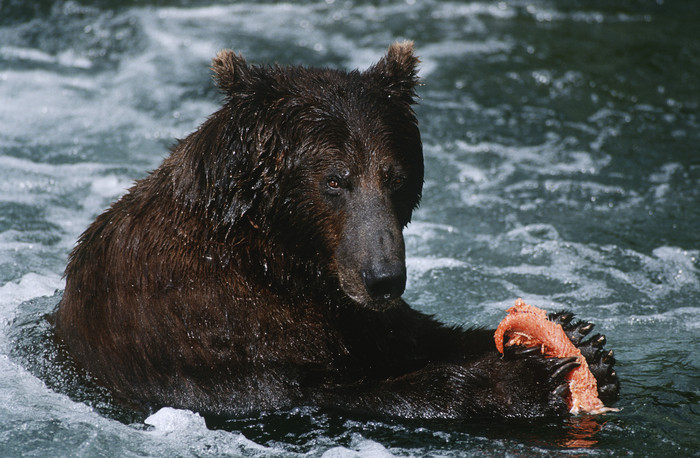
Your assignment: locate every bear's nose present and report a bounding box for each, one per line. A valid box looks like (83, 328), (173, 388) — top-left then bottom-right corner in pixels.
(361, 263), (406, 301)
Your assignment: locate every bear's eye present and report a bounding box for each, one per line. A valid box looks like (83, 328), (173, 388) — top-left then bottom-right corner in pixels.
(324, 175), (345, 195)
(387, 173), (406, 191)
(323, 170), (351, 196)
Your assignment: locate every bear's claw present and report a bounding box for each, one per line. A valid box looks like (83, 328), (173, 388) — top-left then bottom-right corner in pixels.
(550, 358), (580, 382)
(553, 382), (570, 398)
(552, 315), (595, 344)
(548, 310), (620, 405)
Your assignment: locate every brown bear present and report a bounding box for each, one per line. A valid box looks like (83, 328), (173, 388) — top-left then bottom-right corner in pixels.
(55, 42), (619, 420)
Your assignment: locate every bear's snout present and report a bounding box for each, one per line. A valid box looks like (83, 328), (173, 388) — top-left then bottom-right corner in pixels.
(361, 261), (406, 301)
(335, 189), (406, 307)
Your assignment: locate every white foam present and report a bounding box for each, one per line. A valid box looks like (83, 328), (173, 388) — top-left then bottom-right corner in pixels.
(649, 246), (699, 290)
(422, 39), (514, 58)
(456, 163), (488, 184)
(0, 45), (91, 69)
(0, 274), (63, 350)
(0, 353), (95, 420)
(649, 162), (684, 201)
(151, 3), (316, 52)
(419, 39), (513, 77)
(322, 436), (396, 458)
(623, 306), (700, 331)
(0, 46), (55, 64)
(144, 407), (274, 455)
(432, 2), (516, 20)
(0, 155), (130, 242)
(0, 273), (63, 309)
(405, 220), (459, 238)
(504, 223), (561, 243)
(145, 407), (207, 434)
(90, 175), (132, 199)
(407, 256), (466, 277)
(454, 136), (610, 180)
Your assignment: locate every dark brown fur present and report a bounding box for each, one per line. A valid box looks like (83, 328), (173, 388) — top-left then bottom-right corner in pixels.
(55, 42), (618, 419)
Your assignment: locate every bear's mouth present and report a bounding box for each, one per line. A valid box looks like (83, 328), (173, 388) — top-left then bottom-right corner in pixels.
(364, 296), (404, 311)
(342, 287), (404, 311)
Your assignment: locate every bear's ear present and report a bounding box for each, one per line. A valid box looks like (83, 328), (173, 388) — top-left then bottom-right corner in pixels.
(367, 41), (420, 96)
(211, 49), (255, 95)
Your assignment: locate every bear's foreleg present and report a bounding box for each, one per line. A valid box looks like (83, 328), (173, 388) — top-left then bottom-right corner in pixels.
(314, 349), (577, 420)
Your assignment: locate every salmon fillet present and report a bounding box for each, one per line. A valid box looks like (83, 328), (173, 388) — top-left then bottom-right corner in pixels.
(494, 299), (617, 415)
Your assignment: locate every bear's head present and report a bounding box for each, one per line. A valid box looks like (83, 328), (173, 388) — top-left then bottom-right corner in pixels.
(180, 42), (423, 310)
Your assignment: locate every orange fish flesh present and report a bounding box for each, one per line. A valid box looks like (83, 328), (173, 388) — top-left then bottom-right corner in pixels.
(494, 299), (617, 415)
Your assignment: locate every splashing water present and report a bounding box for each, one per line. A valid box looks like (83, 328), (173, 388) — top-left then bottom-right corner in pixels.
(1, 1), (699, 456)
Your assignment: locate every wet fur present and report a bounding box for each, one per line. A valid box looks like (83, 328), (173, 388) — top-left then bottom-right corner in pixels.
(55, 42), (619, 420)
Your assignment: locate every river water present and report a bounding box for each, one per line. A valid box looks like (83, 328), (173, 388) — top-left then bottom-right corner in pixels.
(1, 0), (698, 456)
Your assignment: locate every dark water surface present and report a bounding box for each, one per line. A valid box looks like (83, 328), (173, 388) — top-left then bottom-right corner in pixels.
(1, 1), (699, 456)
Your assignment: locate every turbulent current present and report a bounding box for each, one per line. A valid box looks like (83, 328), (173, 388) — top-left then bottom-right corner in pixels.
(1, 1), (698, 456)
